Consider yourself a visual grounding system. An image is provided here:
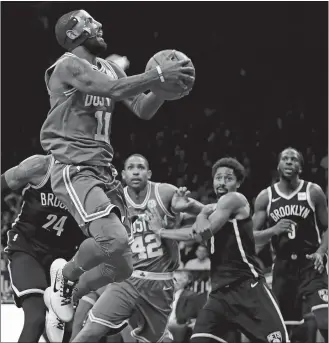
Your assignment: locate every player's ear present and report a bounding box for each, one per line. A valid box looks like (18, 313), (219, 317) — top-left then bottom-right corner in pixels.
(236, 182), (241, 189)
(121, 170), (126, 181)
(147, 170), (152, 180)
(66, 30), (80, 40)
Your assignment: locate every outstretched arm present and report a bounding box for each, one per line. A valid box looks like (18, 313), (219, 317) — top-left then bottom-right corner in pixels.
(193, 193), (245, 240)
(108, 60), (165, 120)
(1, 155), (49, 194)
(57, 54), (194, 101)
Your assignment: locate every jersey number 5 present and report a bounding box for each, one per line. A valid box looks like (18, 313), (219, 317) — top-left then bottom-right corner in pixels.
(95, 111), (112, 144)
(42, 214), (67, 236)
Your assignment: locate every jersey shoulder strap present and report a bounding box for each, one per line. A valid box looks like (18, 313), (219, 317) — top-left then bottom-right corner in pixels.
(305, 181), (315, 211)
(154, 182), (175, 219)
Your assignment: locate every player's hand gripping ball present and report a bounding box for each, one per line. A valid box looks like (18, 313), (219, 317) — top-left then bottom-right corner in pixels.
(145, 49), (195, 101)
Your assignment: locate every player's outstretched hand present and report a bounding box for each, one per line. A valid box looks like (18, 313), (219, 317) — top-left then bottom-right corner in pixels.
(106, 54), (130, 71)
(273, 219), (295, 236)
(306, 252), (325, 274)
(171, 187), (192, 213)
(160, 50), (195, 89)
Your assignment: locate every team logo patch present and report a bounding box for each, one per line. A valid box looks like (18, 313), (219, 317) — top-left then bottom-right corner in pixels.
(267, 331), (282, 343)
(147, 200), (157, 209)
(318, 289), (328, 302)
(297, 192), (307, 201)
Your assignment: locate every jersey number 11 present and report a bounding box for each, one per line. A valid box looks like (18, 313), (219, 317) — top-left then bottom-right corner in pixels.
(95, 111), (112, 144)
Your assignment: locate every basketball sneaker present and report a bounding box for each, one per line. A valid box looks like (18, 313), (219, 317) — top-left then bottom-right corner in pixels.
(44, 288), (65, 343)
(49, 258), (76, 322)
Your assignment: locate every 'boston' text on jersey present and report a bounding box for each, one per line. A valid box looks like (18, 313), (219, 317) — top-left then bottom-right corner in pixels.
(85, 94), (111, 108)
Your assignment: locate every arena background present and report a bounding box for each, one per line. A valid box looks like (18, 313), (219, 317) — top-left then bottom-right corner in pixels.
(1, 1), (328, 342)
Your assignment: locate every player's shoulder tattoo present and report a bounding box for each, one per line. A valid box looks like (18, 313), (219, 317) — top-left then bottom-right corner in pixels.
(62, 55), (87, 77)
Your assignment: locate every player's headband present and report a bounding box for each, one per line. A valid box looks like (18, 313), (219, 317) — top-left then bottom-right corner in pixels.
(62, 15), (92, 51)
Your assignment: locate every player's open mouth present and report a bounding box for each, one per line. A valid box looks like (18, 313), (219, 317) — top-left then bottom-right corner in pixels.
(217, 188), (227, 193)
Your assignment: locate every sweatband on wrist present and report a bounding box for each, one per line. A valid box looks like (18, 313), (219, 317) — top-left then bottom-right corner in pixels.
(156, 66), (165, 83)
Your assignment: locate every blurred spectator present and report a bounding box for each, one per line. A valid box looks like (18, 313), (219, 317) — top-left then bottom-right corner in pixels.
(168, 270), (206, 343)
(179, 241), (198, 266)
(184, 244), (211, 270)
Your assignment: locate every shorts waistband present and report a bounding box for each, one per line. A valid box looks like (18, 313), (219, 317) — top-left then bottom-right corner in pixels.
(132, 270), (174, 280)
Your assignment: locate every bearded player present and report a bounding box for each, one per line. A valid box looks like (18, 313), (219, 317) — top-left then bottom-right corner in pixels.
(69, 154), (203, 342)
(40, 9), (195, 323)
(253, 147), (328, 343)
(147, 157), (289, 343)
(1, 155), (85, 343)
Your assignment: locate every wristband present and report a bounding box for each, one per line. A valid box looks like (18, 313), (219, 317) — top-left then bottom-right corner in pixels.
(159, 228), (165, 237)
(156, 66), (165, 83)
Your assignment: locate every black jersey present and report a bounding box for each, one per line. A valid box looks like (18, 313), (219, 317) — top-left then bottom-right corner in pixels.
(267, 180), (322, 257)
(208, 216), (262, 290)
(9, 157), (84, 255)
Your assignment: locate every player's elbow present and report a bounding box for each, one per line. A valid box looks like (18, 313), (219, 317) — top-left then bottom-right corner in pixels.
(136, 111), (154, 120)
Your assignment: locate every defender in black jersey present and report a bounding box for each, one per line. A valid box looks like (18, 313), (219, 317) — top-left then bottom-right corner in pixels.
(1, 155), (85, 343)
(150, 158), (289, 343)
(254, 148), (328, 343)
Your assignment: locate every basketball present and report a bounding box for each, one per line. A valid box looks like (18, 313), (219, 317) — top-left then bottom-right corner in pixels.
(145, 50), (195, 101)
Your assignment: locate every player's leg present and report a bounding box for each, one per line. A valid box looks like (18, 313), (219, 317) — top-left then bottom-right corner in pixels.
(128, 278), (174, 343)
(300, 260), (328, 343)
(72, 281), (136, 342)
(71, 291), (99, 340)
(191, 291), (234, 343)
(234, 279), (289, 343)
(49, 164), (133, 321)
(7, 251), (48, 342)
(272, 259), (304, 342)
(72, 249), (133, 304)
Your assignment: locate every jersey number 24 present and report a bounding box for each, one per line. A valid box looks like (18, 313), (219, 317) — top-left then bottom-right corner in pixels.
(42, 214), (67, 236)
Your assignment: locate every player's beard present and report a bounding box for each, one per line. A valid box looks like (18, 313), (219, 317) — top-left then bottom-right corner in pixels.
(215, 188), (228, 199)
(83, 37), (107, 56)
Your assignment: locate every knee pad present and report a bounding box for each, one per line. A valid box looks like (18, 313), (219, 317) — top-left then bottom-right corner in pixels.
(81, 291), (99, 306)
(90, 213), (129, 258)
